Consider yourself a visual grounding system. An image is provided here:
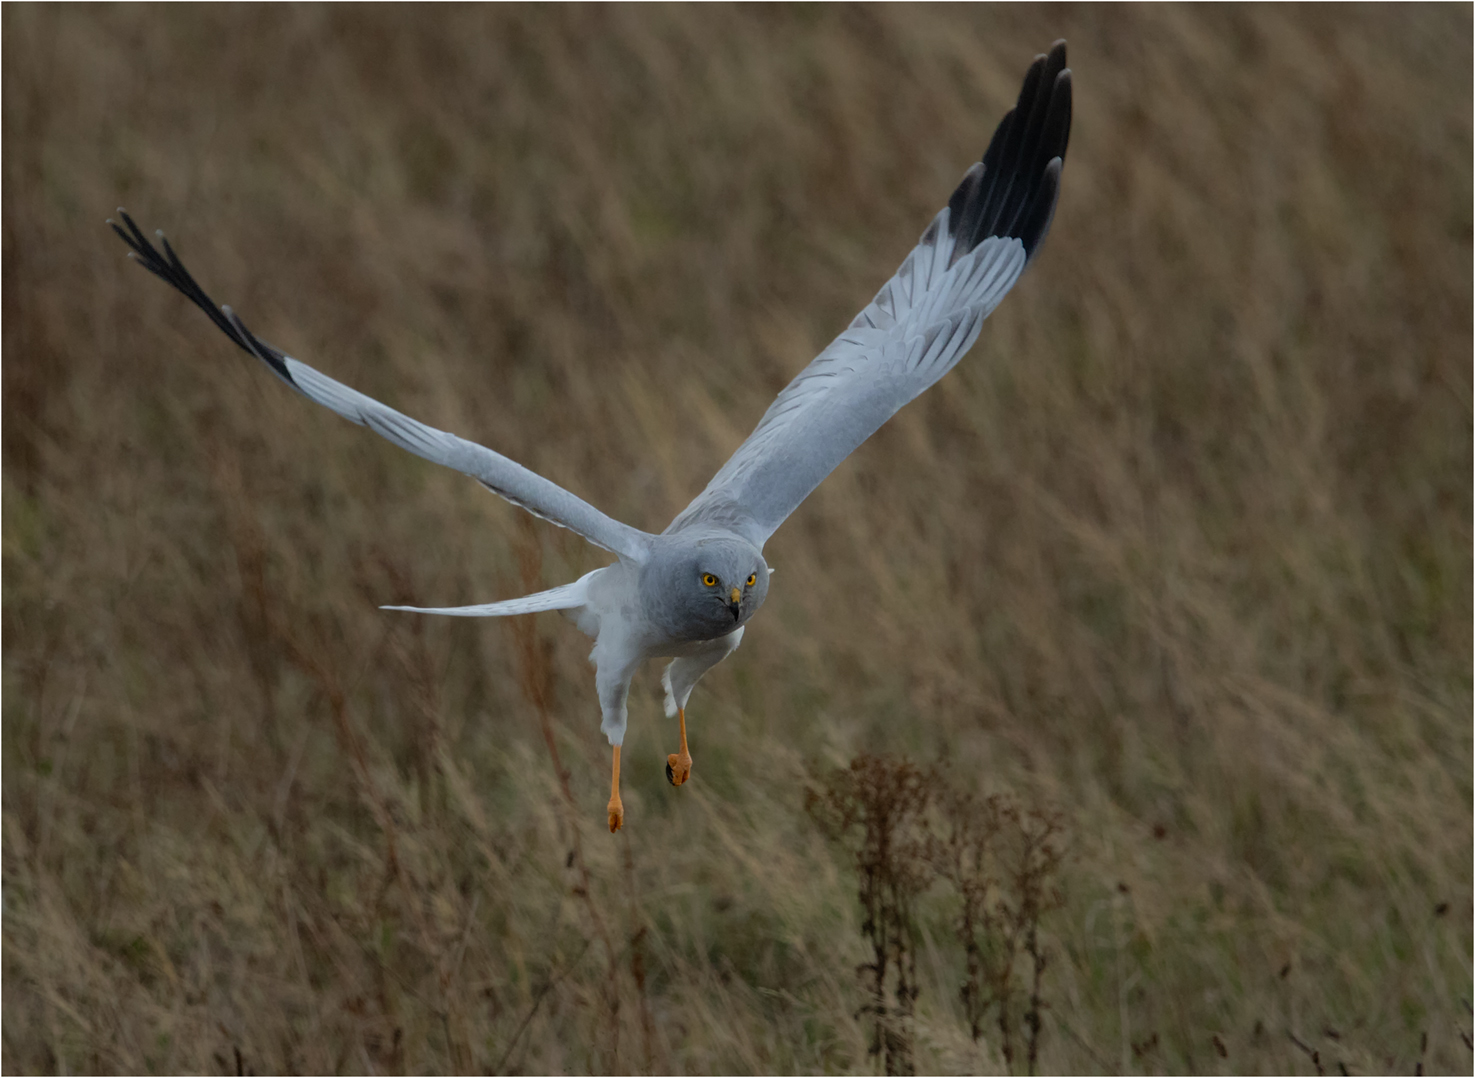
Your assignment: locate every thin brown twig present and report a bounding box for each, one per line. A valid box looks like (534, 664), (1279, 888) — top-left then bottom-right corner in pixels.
(623, 839), (657, 1073)
(492, 936), (595, 1076)
(511, 516), (621, 1070)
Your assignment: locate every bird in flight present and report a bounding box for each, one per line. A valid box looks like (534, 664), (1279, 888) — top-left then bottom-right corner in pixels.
(112, 41), (1071, 832)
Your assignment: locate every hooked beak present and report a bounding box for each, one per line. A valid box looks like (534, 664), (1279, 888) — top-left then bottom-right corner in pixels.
(728, 586), (742, 620)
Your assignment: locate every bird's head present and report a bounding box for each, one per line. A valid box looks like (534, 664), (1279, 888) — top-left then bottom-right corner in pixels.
(643, 533), (770, 640)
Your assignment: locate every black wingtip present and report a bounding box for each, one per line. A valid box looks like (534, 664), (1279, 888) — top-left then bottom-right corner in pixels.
(945, 40), (1072, 264)
(222, 304), (292, 380)
(107, 209), (290, 367)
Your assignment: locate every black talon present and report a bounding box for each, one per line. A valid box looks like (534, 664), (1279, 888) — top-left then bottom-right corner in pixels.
(665, 761), (676, 785)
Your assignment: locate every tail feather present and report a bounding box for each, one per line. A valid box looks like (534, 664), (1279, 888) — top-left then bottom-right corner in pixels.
(383, 570), (595, 618)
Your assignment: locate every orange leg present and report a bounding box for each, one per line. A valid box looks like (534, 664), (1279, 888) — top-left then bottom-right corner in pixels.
(607, 745), (624, 832)
(666, 707), (693, 787)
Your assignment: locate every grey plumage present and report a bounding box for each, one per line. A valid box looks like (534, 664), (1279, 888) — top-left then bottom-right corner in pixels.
(110, 42), (1071, 801)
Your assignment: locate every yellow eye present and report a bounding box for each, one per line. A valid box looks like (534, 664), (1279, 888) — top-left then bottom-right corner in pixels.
(702, 573), (718, 587)
(747, 574), (757, 587)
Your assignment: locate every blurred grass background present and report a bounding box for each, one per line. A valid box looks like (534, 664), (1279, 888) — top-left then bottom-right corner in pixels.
(3, 4), (1470, 1073)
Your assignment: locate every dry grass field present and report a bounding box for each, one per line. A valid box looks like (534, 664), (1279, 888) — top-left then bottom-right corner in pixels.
(3, 5), (1471, 1073)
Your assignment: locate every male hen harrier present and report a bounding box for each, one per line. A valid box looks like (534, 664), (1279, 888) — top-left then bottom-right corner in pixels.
(112, 41), (1071, 831)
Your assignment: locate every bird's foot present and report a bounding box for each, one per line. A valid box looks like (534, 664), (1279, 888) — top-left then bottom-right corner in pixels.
(607, 744), (624, 832)
(665, 750), (693, 787)
(666, 706), (693, 786)
(607, 792), (624, 832)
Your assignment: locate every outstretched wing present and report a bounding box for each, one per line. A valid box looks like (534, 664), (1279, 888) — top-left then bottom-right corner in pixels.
(668, 41), (1071, 548)
(110, 212), (653, 564)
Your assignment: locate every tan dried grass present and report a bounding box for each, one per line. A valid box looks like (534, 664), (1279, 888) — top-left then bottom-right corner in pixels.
(4, 5), (1470, 1073)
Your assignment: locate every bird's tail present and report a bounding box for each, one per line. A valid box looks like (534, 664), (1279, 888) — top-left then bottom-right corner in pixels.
(383, 569), (596, 618)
